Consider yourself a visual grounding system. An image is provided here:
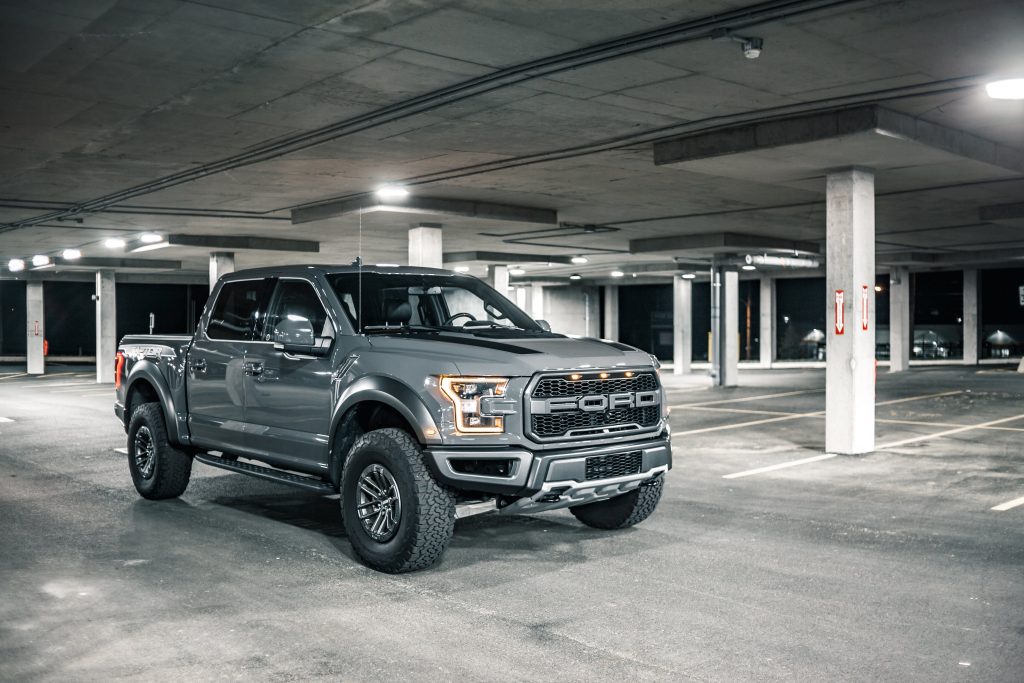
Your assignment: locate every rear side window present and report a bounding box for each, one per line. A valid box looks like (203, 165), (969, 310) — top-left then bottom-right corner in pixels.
(207, 280), (264, 341)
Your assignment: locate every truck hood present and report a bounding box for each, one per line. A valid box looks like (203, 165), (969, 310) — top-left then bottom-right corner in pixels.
(364, 330), (656, 376)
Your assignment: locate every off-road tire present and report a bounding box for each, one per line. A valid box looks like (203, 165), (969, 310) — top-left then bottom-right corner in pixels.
(569, 476), (664, 530)
(340, 428), (455, 573)
(127, 402), (192, 500)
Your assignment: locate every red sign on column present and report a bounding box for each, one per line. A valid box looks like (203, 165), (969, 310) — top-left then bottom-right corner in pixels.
(860, 285), (870, 331)
(834, 290), (845, 335)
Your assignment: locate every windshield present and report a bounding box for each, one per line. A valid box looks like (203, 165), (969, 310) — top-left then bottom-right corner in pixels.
(328, 272), (541, 332)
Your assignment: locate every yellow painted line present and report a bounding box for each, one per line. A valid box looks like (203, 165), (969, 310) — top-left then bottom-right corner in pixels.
(723, 453), (838, 479)
(991, 495), (1024, 512)
(877, 413), (1024, 450)
(671, 388), (823, 408)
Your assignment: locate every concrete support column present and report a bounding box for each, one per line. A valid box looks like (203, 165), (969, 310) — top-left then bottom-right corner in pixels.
(530, 285), (544, 322)
(759, 275), (774, 367)
(95, 271), (117, 383)
(711, 267), (738, 386)
(963, 268), (979, 365)
(672, 277), (692, 375)
(825, 168), (875, 455)
(889, 266), (910, 373)
(488, 265), (510, 302)
(408, 223), (442, 268)
(603, 285), (619, 341)
(26, 281), (44, 375)
(209, 252), (235, 292)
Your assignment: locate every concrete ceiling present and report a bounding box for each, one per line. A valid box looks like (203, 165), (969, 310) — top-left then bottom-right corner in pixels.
(1, 0), (1022, 283)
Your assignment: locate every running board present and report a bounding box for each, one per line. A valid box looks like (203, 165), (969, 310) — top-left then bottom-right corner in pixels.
(195, 453), (335, 493)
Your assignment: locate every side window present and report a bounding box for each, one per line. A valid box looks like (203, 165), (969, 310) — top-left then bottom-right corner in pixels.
(207, 280), (263, 341)
(264, 280), (334, 342)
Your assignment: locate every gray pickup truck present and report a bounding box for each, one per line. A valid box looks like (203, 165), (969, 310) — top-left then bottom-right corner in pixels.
(115, 265), (671, 572)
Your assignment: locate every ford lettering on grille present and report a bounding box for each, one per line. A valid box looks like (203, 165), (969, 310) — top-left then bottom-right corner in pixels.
(527, 371), (662, 439)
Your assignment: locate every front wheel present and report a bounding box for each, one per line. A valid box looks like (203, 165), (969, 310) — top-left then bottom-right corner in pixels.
(340, 428), (455, 573)
(127, 402), (192, 500)
(569, 476), (664, 530)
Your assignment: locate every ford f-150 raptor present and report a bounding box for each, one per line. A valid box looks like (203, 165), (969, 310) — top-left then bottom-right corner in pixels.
(115, 265), (671, 572)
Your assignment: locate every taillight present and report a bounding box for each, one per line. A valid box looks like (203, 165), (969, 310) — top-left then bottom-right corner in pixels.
(115, 351), (125, 389)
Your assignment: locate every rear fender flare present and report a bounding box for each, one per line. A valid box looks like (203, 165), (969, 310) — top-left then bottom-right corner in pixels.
(124, 361), (185, 446)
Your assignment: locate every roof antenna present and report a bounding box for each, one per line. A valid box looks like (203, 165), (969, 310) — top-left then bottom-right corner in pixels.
(357, 206), (363, 334)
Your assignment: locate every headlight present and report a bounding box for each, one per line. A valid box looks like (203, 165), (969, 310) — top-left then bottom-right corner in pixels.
(439, 376), (510, 434)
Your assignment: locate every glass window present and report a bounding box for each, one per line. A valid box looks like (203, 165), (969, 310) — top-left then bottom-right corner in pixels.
(206, 280), (264, 341)
(980, 267), (1024, 359)
(329, 272), (539, 332)
(263, 280), (333, 341)
(776, 277), (826, 361)
(912, 271), (963, 360)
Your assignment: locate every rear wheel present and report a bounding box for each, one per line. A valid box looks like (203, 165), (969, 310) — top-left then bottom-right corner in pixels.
(569, 476), (664, 530)
(340, 428), (455, 573)
(127, 403), (192, 500)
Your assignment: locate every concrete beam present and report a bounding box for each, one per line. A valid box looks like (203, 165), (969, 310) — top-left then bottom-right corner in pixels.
(443, 251), (575, 265)
(292, 196), (558, 226)
(654, 106), (1024, 173)
(879, 247), (1024, 266)
(95, 271), (116, 383)
(979, 201), (1024, 222)
(167, 234), (319, 252)
(52, 257), (182, 269)
(630, 231), (818, 255)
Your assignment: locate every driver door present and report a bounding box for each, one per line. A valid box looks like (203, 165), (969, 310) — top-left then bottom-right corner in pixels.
(243, 277), (337, 471)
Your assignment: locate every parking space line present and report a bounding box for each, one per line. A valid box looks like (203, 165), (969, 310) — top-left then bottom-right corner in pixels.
(991, 495), (1024, 512)
(671, 388), (823, 408)
(875, 417), (1024, 433)
(875, 390), (963, 406)
(0, 417), (13, 423)
(877, 413), (1024, 450)
(674, 411), (822, 436)
(684, 406), (799, 417)
(723, 453), (838, 479)
(0, 372), (29, 381)
(114, 447), (128, 455)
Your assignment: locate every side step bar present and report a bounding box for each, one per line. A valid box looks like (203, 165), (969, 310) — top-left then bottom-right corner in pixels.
(195, 453), (335, 493)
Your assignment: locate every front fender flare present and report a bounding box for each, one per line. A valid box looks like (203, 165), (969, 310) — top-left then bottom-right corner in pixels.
(330, 375), (442, 448)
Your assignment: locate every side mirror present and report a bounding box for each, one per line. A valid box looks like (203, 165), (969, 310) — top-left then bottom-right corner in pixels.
(273, 315), (332, 357)
(536, 319), (551, 332)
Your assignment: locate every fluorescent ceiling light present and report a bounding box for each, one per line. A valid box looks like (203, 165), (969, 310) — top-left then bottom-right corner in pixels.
(139, 232), (163, 243)
(742, 264), (756, 271)
(569, 273), (582, 280)
(375, 263), (399, 268)
(104, 238), (126, 249)
(453, 265), (470, 273)
(610, 270), (625, 278)
(62, 248), (81, 260)
(375, 184), (409, 201)
(985, 78), (1024, 100)
(131, 242), (170, 253)
(682, 273), (696, 279)
(571, 256), (589, 264)
(32, 255), (50, 267)
(509, 267), (526, 276)
(8, 258), (25, 272)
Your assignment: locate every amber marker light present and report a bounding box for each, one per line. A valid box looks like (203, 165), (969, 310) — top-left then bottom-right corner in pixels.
(625, 371), (634, 378)
(599, 372), (610, 379)
(570, 373), (583, 380)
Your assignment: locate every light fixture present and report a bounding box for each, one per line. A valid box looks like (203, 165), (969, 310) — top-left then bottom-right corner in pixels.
(569, 273), (582, 280)
(682, 273), (696, 280)
(375, 184), (409, 201)
(8, 258), (25, 272)
(32, 255), (50, 267)
(742, 264), (757, 271)
(453, 265), (470, 273)
(985, 78), (1024, 100)
(104, 238), (126, 249)
(62, 248), (81, 260)
(874, 285), (884, 292)
(139, 232), (162, 243)
(571, 256), (589, 264)
(610, 270), (625, 278)
(374, 263), (400, 268)
(509, 267), (526, 276)
(741, 37), (763, 59)
(131, 242), (170, 253)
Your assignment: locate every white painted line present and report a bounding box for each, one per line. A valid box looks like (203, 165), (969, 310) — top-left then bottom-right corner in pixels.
(674, 411), (822, 436)
(991, 495), (1024, 512)
(114, 447), (128, 455)
(877, 413), (1024, 450)
(0, 417), (13, 423)
(686, 406), (799, 416)
(0, 372), (30, 381)
(875, 417), (1024, 433)
(79, 391), (113, 397)
(723, 453), (838, 479)
(43, 382), (98, 389)
(671, 388), (823, 408)
(875, 390), (963, 406)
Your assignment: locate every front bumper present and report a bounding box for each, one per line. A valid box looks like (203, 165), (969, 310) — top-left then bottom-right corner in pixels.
(424, 435), (671, 511)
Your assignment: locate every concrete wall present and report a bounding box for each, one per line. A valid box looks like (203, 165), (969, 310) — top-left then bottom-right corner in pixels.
(543, 286), (600, 337)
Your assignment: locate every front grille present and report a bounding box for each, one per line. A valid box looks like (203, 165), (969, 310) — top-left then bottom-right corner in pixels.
(531, 406), (660, 438)
(532, 373), (658, 398)
(585, 451), (642, 480)
(527, 370), (662, 439)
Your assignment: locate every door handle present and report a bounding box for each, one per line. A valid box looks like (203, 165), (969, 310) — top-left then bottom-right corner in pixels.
(191, 358), (207, 373)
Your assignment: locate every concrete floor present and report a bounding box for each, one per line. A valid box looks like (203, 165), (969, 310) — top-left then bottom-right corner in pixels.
(1, 364), (1022, 681)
